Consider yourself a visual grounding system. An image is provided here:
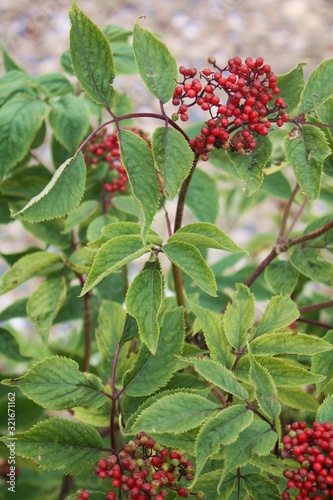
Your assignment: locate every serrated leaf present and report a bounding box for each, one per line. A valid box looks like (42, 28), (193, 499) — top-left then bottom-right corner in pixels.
(126, 263), (164, 353)
(223, 284), (255, 350)
(312, 330), (333, 393)
(253, 295), (299, 338)
(0, 251), (63, 295)
(248, 349), (281, 419)
(227, 135), (273, 195)
(0, 327), (30, 361)
(63, 200), (99, 234)
(316, 395), (333, 423)
(0, 417), (103, 474)
(277, 387), (319, 412)
(189, 357), (249, 400)
(95, 300), (126, 376)
(49, 95), (90, 152)
(277, 62), (306, 113)
(118, 129), (160, 244)
(264, 260), (299, 295)
(81, 235), (150, 295)
(251, 331), (333, 356)
(300, 59), (333, 113)
(73, 399), (111, 427)
(1, 356), (107, 410)
(243, 472), (281, 499)
(90, 221), (162, 248)
(0, 96), (48, 179)
(219, 419), (277, 490)
(163, 241), (217, 296)
(36, 72), (74, 97)
(188, 299), (234, 368)
(236, 355), (324, 387)
(317, 97), (333, 141)
(186, 167), (219, 223)
(250, 454), (297, 478)
(123, 308), (184, 396)
(26, 277), (67, 343)
(195, 470), (236, 500)
(133, 22), (178, 103)
(152, 127), (194, 199)
(13, 153), (86, 222)
(194, 405), (253, 483)
(129, 392), (219, 434)
(69, 3), (116, 107)
(290, 246), (333, 287)
(169, 222), (246, 253)
(284, 125), (330, 199)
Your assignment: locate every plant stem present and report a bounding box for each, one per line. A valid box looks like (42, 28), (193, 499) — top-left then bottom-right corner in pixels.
(297, 317), (333, 330)
(109, 344), (122, 451)
(299, 299), (333, 315)
(59, 475), (73, 500)
(278, 184), (299, 239)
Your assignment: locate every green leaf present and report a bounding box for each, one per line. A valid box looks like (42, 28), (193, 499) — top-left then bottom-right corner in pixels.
(277, 387), (319, 413)
(90, 221), (162, 247)
(194, 405), (253, 483)
(277, 62), (306, 113)
(63, 200), (99, 234)
(223, 284), (255, 350)
(132, 22), (178, 103)
(219, 419), (277, 490)
(300, 59), (333, 113)
(0, 96), (48, 179)
(129, 392), (219, 434)
(81, 235), (149, 294)
(264, 260), (299, 295)
(169, 222), (246, 253)
(253, 295), (299, 338)
(317, 97), (333, 141)
(163, 241), (217, 296)
(49, 96), (90, 152)
(312, 330), (333, 393)
(248, 348), (281, 419)
(1, 45), (23, 72)
(0, 417), (103, 474)
(13, 153), (86, 222)
(118, 129), (160, 244)
(0, 251), (63, 295)
(195, 470), (236, 500)
(186, 167), (219, 223)
(284, 125), (330, 199)
(69, 3), (116, 107)
(1, 356), (106, 410)
(36, 72), (74, 97)
(236, 356), (324, 387)
(290, 246), (333, 287)
(26, 277), (67, 343)
(188, 300), (234, 369)
(189, 357), (249, 400)
(152, 127), (194, 199)
(0, 327), (30, 361)
(126, 262), (164, 353)
(123, 308), (184, 396)
(243, 472), (281, 500)
(251, 331), (333, 356)
(316, 395), (333, 423)
(95, 300), (126, 376)
(227, 135), (273, 195)
(22, 219), (72, 250)
(0, 297), (28, 321)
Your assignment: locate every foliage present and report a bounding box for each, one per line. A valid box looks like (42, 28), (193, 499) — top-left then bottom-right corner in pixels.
(1, 3), (333, 499)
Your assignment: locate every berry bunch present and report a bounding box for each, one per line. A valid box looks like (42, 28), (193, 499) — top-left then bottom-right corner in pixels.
(84, 128), (148, 195)
(91, 432), (204, 499)
(172, 56), (290, 159)
(282, 421), (333, 499)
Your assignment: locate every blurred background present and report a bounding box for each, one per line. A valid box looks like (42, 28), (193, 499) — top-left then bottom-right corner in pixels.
(1, 0), (332, 77)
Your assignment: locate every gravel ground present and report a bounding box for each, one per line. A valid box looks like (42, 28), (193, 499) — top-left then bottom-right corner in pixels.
(1, 0), (332, 76)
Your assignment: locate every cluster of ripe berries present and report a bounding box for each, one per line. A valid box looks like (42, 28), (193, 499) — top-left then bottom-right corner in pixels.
(172, 56), (290, 160)
(83, 128), (147, 196)
(76, 432), (204, 499)
(282, 421), (333, 499)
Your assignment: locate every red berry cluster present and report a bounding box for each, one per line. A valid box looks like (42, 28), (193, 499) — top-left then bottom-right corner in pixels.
(172, 56), (290, 160)
(91, 433), (204, 499)
(84, 128), (148, 195)
(75, 490), (90, 500)
(282, 421), (333, 499)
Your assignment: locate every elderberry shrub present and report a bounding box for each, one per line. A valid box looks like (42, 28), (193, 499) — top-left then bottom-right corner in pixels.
(83, 127), (149, 196)
(282, 421), (333, 499)
(78, 432), (205, 500)
(172, 56), (289, 160)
